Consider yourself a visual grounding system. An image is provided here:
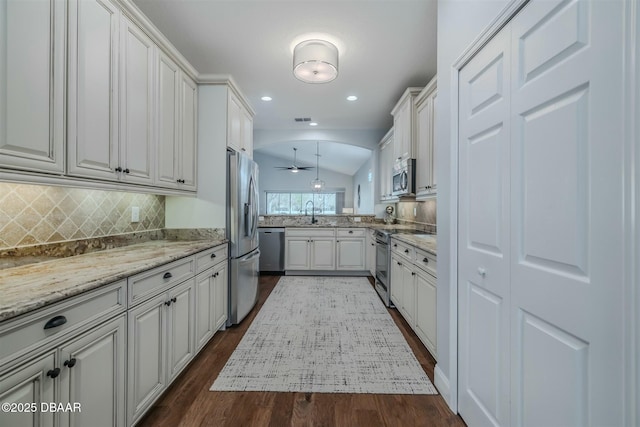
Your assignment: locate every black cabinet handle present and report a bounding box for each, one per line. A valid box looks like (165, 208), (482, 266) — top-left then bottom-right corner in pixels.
(210, 253), (216, 258)
(124, 168), (130, 174)
(64, 358), (77, 368)
(348, 230), (353, 234)
(176, 179), (185, 183)
(404, 249), (409, 254)
(397, 262), (402, 266)
(371, 243), (374, 246)
(393, 244), (397, 247)
(44, 315), (67, 330)
(115, 167), (122, 172)
(163, 272), (172, 279)
(171, 297), (177, 303)
(423, 257), (429, 263)
(165, 300), (172, 306)
(47, 368), (60, 378)
(411, 272), (416, 276)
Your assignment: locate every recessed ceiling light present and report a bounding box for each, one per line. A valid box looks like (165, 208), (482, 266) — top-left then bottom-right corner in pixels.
(347, 95), (358, 101)
(309, 122), (318, 126)
(261, 96), (272, 101)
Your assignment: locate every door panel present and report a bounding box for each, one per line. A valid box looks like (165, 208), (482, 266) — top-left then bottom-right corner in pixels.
(167, 280), (194, 381)
(510, 1), (624, 425)
(458, 25), (511, 427)
(156, 52), (179, 187)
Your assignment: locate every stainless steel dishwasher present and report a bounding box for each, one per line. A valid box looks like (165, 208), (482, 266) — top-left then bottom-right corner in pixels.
(258, 228), (285, 272)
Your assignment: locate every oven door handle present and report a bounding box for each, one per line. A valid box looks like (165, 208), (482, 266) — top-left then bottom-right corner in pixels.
(375, 239), (388, 246)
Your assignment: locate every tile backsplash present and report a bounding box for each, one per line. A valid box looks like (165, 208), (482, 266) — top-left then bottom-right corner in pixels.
(396, 199), (437, 232)
(0, 183), (165, 249)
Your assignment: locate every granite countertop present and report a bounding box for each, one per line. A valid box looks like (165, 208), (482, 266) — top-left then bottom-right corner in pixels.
(0, 239), (225, 323)
(391, 234), (437, 256)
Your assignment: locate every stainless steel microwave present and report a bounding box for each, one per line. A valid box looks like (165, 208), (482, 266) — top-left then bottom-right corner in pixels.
(392, 158), (416, 197)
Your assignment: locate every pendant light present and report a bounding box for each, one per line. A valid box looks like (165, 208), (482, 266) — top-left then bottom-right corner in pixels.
(310, 142), (325, 191)
(293, 40), (339, 84)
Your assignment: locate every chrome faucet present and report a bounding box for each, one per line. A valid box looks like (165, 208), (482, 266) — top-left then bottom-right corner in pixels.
(305, 200), (318, 224)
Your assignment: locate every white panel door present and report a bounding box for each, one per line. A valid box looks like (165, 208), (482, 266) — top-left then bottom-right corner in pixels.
(0, 0), (65, 174)
(195, 269), (215, 351)
(167, 279), (195, 382)
(241, 108), (253, 156)
(67, 0), (119, 180)
(336, 239), (365, 270)
(285, 238), (310, 270)
(58, 315), (126, 427)
(310, 238), (335, 270)
(120, 16), (154, 185)
(227, 92), (242, 152)
(213, 262), (228, 330)
(415, 269), (437, 358)
(509, 1), (624, 425)
(458, 26), (511, 427)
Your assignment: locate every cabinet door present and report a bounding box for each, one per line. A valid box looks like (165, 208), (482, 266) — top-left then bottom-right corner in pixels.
(227, 92), (242, 152)
(0, 0), (64, 174)
(58, 314), (126, 427)
(178, 73), (197, 190)
(336, 238), (365, 270)
(119, 16), (154, 185)
(311, 238), (335, 270)
(390, 254), (403, 307)
(401, 263), (416, 327)
(415, 270), (437, 358)
(241, 108), (253, 156)
(366, 234), (376, 276)
(0, 351), (55, 427)
(415, 95), (433, 194)
(155, 51), (180, 188)
(194, 269), (215, 351)
(67, 0), (120, 180)
(213, 262), (228, 330)
(285, 238), (309, 270)
(393, 101), (410, 162)
(167, 279), (195, 382)
(127, 293), (166, 425)
(429, 91), (437, 191)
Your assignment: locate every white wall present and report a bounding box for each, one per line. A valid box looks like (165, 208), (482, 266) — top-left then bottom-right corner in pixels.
(435, 0), (509, 408)
(165, 85), (228, 228)
(352, 154), (374, 214)
(253, 151), (355, 215)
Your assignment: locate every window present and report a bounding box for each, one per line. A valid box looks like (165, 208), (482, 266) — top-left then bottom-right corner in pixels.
(266, 191), (344, 215)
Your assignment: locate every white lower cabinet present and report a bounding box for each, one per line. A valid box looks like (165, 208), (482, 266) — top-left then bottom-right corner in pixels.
(0, 282), (127, 427)
(284, 228), (336, 271)
(127, 277), (195, 425)
(390, 238), (437, 359)
(0, 351), (56, 427)
(58, 315), (126, 427)
(366, 230), (376, 276)
(194, 261), (227, 352)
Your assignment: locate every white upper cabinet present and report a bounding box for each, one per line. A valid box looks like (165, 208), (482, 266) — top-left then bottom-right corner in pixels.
(0, 0), (65, 174)
(390, 87), (423, 162)
(415, 76), (437, 198)
(119, 16), (154, 185)
(178, 73), (197, 190)
(67, 0), (120, 181)
(227, 90), (254, 157)
(378, 129), (395, 202)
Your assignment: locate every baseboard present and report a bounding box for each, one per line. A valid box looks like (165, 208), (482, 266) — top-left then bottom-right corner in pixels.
(285, 270), (370, 276)
(434, 364), (452, 409)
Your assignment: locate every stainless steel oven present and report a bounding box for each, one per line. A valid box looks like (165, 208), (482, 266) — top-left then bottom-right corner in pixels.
(374, 230), (392, 307)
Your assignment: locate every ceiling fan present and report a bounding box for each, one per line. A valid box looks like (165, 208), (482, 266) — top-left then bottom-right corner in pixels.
(274, 147), (314, 173)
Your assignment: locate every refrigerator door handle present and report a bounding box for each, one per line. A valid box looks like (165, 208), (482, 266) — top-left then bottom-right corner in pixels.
(244, 202), (250, 237)
(248, 175), (257, 238)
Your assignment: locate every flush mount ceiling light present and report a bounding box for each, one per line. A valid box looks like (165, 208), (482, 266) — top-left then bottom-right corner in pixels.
(346, 95), (358, 101)
(261, 96), (272, 101)
(310, 142), (325, 191)
(293, 39), (338, 84)
(309, 122), (318, 126)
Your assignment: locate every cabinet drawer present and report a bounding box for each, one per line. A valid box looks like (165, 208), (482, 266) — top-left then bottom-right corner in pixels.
(128, 256), (195, 306)
(286, 228), (335, 238)
(415, 248), (437, 277)
(196, 244), (228, 274)
(391, 239), (415, 261)
(337, 228), (365, 238)
(0, 280), (126, 367)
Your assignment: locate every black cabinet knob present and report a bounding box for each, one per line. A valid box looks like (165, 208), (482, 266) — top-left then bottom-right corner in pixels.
(115, 167), (122, 172)
(124, 168), (130, 174)
(163, 272), (172, 279)
(348, 230), (353, 234)
(423, 257), (429, 263)
(404, 249), (409, 254)
(64, 358), (77, 368)
(165, 300), (172, 306)
(211, 253), (216, 258)
(397, 262), (402, 266)
(171, 297), (177, 303)
(44, 315), (67, 330)
(47, 368), (61, 378)
(411, 272), (416, 276)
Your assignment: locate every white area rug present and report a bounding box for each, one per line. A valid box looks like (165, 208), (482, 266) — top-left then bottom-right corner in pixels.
(211, 276), (438, 394)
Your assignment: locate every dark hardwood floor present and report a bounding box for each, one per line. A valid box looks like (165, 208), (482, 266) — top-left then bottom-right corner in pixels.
(138, 275), (466, 427)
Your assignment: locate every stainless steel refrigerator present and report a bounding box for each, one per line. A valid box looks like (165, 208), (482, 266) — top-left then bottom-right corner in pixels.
(227, 150), (260, 325)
